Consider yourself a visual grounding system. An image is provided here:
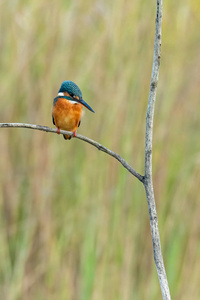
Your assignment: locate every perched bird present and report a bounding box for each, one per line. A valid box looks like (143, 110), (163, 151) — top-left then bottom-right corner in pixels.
(52, 80), (95, 140)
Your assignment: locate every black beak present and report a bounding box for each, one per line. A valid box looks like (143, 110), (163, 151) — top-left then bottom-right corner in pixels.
(77, 98), (95, 113)
(57, 95), (95, 113)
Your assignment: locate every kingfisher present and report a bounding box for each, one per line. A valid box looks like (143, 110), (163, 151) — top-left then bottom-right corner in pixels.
(52, 80), (95, 140)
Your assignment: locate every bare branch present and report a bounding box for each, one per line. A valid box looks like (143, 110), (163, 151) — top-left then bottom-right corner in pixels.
(0, 2), (171, 299)
(144, 0), (171, 299)
(0, 122), (144, 183)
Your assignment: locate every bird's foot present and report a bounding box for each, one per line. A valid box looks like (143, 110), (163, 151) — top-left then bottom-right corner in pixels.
(57, 128), (60, 134)
(73, 131), (77, 137)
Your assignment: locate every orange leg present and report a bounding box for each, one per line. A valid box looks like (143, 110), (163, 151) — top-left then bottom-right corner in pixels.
(73, 131), (77, 137)
(57, 128), (60, 134)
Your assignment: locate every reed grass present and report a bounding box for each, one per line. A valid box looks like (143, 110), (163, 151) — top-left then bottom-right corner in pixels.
(0, 0), (200, 299)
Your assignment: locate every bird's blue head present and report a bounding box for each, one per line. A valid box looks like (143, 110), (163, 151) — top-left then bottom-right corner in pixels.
(59, 80), (83, 99)
(57, 80), (95, 113)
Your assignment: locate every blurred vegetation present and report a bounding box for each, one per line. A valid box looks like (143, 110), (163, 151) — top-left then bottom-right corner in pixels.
(0, 0), (200, 299)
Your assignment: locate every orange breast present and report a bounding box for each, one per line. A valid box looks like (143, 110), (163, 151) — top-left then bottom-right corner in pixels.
(52, 98), (82, 132)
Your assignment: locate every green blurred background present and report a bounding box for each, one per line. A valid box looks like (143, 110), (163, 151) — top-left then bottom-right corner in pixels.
(0, 0), (200, 299)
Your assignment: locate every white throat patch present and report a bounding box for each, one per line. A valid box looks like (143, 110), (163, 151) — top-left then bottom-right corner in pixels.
(57, 92), (78, 104)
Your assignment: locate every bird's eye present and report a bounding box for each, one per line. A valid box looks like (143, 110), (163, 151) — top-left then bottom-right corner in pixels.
(73, 95), (80, 100)
(68, 92), (74, 98)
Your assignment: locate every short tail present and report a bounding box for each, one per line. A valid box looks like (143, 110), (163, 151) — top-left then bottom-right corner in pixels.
(63, 134), (71, 140)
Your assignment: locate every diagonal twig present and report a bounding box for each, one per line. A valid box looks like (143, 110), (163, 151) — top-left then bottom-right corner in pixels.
(0, 122), (144, 182)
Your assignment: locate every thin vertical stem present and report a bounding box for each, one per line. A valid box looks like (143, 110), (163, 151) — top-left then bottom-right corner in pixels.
(144, 1), (171, 299)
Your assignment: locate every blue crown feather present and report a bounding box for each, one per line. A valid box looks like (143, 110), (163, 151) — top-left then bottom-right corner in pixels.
(59, 80), (82, 99)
